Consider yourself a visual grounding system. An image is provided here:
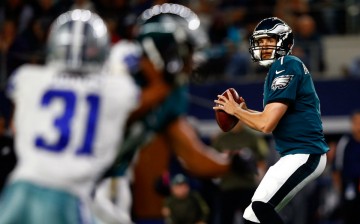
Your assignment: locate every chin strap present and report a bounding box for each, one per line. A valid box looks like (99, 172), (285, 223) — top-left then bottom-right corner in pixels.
(258, 47), (276, 67)
(259, 59), (275, 67)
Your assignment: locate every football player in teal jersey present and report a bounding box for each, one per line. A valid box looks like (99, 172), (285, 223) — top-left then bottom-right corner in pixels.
(92, 4), (233, 224)
(213, 17), (329, 224)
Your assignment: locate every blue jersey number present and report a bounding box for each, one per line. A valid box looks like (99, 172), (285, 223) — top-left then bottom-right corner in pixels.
(35, 90), (100, 155)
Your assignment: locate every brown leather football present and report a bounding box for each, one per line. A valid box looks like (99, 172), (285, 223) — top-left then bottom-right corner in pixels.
(215, 88), (242, 132)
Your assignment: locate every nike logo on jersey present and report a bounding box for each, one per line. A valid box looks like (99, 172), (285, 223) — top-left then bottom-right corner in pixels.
(271, 75), (294, 90)
(275, 69), (285, 74)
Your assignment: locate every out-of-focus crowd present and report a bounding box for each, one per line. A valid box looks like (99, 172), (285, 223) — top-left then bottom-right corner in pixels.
(1, 0), (360, 85)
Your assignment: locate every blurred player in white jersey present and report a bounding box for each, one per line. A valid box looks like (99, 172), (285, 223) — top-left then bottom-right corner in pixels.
(0, 9), (139, 224)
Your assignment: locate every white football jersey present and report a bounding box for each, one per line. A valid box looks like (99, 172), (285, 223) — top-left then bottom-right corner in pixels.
(6, 64), (139, 198)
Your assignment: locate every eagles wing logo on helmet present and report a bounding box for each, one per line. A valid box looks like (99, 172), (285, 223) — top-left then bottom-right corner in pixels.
(271, 75), (294, 90)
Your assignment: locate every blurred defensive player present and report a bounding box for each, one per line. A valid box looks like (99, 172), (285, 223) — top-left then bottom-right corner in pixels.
(0, 9), (138, 224)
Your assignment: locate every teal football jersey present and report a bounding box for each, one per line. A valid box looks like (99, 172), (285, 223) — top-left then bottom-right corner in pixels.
(105, 85), (189, 177)
(264, 55), (329, 156)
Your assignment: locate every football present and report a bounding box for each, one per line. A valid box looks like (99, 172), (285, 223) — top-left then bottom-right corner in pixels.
(215, 88), (242, 132)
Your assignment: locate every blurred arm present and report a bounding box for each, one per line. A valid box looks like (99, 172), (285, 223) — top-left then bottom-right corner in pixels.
(128, 57), (171, 123)
(166, 117), (230, 178)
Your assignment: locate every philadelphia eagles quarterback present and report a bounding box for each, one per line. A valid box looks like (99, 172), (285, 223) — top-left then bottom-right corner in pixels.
(213, 17), (329, 224)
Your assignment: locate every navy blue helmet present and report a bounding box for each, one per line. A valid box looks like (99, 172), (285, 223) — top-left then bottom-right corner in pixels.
(135, 3), (209, 83)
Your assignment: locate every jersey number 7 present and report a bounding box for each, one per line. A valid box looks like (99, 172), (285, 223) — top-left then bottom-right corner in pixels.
(35, 89), (100, 155)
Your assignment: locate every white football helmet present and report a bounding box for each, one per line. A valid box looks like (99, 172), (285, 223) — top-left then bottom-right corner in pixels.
(46, 9), (110, 73)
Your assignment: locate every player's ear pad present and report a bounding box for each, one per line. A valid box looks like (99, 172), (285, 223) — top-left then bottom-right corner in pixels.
(252, 201), (284, 224)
